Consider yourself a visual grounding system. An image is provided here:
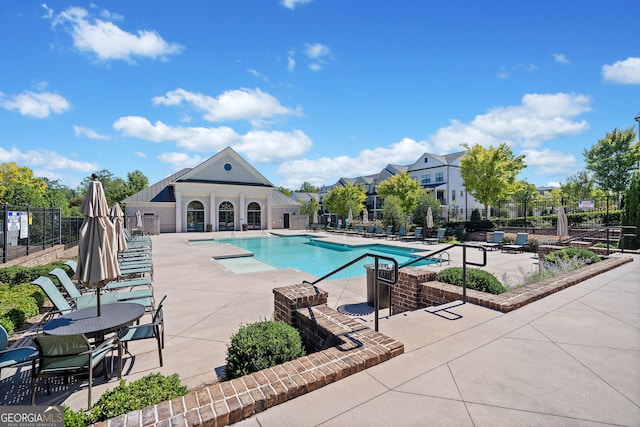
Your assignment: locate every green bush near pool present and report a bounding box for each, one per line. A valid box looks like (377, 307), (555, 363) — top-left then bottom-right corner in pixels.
(436, 267), (507, 295)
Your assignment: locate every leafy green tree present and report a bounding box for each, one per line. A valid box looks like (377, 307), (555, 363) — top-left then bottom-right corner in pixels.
(276, 186), (293, 196)
(375, 172), (421, 216)
(412, 190), (441, 229)
(323, 184), (366, 220)
(0, 162), (47, 206)
(381, 195), (404, 231)
(560, 171), (595, 203)
(298, 182), (319, 193)
(298, 198), (320, 224)
(43, 179), (78, 216)
(621, 173), (640, 249)
(584, 127), (640, 205)
(126, 170), (149, 194)
(459, 143), (526, 218)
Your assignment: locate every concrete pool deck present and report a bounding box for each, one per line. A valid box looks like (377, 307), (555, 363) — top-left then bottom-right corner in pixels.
(1, 230), (638, 426)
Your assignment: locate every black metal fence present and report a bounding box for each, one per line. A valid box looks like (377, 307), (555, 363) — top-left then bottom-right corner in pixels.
(444, 196), (622, 229)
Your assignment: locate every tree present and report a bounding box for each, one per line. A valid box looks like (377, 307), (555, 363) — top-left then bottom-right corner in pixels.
(584, 127), (640, 205)
(43, 178), (78, 217)
(127, 170), (149, 194)
(298, 198), (320, 225)
(298, 182), (319, 193)
(381, 195), (404, 231)
(621, 173), (640, 249)
(412, 190), (441, 229)
(0, 162), (47, 206)
(323, 184), (366, 220)
(459, 143), (526, 218)
(512, 180), (541, 217)
(375, 172), (421, 216)
(560, 171), (595, 203)
(276, 186), (293, 196)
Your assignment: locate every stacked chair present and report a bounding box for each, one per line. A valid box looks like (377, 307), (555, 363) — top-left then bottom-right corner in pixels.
(27, 228), (166, 408)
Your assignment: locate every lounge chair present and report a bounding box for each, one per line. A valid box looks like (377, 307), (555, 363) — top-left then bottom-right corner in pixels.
(402, 227), (423, 242)
(362, 225), (376, 238)
(423, 228), (445, 244)
(0, 324), (37, 376)
(374, 225), (392, 239)
(49, 268), (154, 306)
(31, 334), (115, 409)
(501, 232), (529, 253)
(482, 231), (504, 251)
(388, 225), (406, 240)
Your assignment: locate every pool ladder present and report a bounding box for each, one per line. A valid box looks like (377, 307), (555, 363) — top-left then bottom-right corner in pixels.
(435, 251), (450, 266)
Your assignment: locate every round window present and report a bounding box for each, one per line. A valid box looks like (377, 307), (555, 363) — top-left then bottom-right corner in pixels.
(223, 162), (233, 172)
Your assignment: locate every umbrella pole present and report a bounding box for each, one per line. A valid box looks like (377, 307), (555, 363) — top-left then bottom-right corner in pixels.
(97, 289), (101, 316)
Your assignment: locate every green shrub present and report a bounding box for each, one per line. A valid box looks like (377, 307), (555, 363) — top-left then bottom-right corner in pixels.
(544, 248), (601, 265)
(470, 208), (482, 222)
(88, 373), (188, 423)
(436, 267), (507, 295)
(64, 406), (90, 427)
(0, 282), (46, 333)
(225, 320), (306, 380)
(0, 261), (65, 287)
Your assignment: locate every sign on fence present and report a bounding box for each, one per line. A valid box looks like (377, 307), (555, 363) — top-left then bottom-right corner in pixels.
(578, 200), (594, 210)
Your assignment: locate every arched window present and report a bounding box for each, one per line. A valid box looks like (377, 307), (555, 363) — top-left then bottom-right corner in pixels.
(247, 202), (261, 230)
(187, 201), (205, 232)
(218, 201), (234, 231)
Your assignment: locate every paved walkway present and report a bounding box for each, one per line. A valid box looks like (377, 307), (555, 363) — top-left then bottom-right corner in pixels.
(2, 232), (638, 426)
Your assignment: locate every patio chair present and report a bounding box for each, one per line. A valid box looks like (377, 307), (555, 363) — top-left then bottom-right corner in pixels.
(402, 226), (423, 242)
(0, 324), (37, 376)
(31, 334), (115, 409)
(32, 276), (121, 318)
(389, 225), (406, 240)
(501, 232), (529, 253)
(482, 231), (504, 251)
(116, 295), (166, 377)
(362, 225), (376, 238)
(423, 228), (445, 244)
(374, 225), (392, 239)
(64, 259), (77, 273)
(49, 268), (154, 306)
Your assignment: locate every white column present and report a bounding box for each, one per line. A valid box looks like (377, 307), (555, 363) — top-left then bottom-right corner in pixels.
(175, 191), (182, 233)
(210, 192), (216, 231)
(240, 193), (245, 230)
(267, 193), (273, 230)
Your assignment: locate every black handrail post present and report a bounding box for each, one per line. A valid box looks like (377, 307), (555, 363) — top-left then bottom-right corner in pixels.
(374, 257), (379, 332)
(462, 245), (467, 304)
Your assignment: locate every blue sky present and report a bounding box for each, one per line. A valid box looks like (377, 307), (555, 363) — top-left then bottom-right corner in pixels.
(1, 1), (639, 191)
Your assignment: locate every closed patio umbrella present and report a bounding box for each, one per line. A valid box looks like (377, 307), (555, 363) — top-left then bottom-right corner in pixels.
(312, 210), (319, 224)
(136, 209), (143, 229)
(362, 208), (369, 224)
(75, 176), (120, 316)
(557, 206), (569, 238)
(110, 202), (128, 254)
(426, 206), (434, 229)
(347, 208), (353, 227)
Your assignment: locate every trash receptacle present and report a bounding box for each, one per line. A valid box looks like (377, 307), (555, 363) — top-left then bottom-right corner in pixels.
(365, 263), (394, 309)
(206, 224), (212, 232)
(242, 224), (247, 231)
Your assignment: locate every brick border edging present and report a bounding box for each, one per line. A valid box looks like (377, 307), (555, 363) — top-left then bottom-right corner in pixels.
(98, 285), (403, 427)
(417, 256), (633, 312)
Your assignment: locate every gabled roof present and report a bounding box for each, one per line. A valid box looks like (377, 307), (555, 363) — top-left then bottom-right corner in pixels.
(176, 147), (274, 187)
(122, 168), (190, 203)
(271, 190), (300, 206)
(291, 192), (320, 203)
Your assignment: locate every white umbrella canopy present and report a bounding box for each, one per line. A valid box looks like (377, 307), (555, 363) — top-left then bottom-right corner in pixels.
(110, 202), (128, 253)
(557, 206), (569, 238)
(362, 208), (369, 224)
(426, 206), (434, 229)
(75, 177), (120, 316)
(347, 208), (353, 227)
(136, 209), (143, 229)
(312, 210), (319, 224)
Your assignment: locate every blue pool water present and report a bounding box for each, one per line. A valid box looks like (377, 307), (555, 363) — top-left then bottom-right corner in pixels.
(215, 235), (433, 280)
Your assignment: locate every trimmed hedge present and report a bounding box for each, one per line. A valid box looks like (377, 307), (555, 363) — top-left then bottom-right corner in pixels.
(544, 248), (601, 265)
(225, 320), (305, 380)
(0, 261), (66, 287)
(0, 283), (46, 334)
(436, 267), (507, 295)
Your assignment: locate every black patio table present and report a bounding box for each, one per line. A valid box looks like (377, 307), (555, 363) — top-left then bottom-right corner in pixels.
(42, 302), (145, 338)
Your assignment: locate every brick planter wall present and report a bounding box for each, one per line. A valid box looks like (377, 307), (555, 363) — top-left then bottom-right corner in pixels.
(390, 268), (437, 314)
(99, 284), (403, 427)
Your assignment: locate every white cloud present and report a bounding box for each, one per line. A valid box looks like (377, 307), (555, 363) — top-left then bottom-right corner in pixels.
(0, 146), (97, 173)
(275, 93), (591, 188)
(287, 50), (296, 71)
(74, 125), (110, 140)
(497, 63), (536, 79)
(304, 42), (331, 71)
(152, 88), (296, 122)
(113, 116), (312, 162)
(552, 53), (570, 64)
(134, 151), (147, 159)
(281, 0), (313, 10)
(50, 6), (183, 62)
(520, 148), (578, 175)
(157, 152), (204, 171)
(0, 90), (70, 118)
(602, 57), (640, 84)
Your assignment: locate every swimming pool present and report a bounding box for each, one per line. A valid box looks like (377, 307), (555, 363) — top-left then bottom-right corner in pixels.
(214, 235), (434, 280)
